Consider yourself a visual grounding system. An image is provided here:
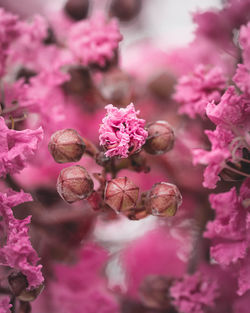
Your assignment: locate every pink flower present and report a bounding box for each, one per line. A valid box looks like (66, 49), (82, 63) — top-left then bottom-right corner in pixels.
(0, 117), (43, 177)
(38, 243), (119, 313)
(174, 64), (226, 118)
(0, 190), (44, 288)
(206, 86), (249, 127)
(204, 179), (250, 295)
(233, 64), (250, 95)
(68, 12), (122, 67)
(122, 227), (186, 298)
(193, 125), (233, 189)
(99, 103), (148, 158)
(0, 8), (19, 77)
(170, 269), (219, 313)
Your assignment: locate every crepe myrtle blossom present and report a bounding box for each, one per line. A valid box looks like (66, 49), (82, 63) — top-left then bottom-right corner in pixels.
(173, 64), (226, 118)
(0, 190), (44, 289)
(204, 178), (250, 296)
(0, 117), (43, 178)
(68, 12), (122, 67)
(99, 103), (148, 158)
(193, 86), (250, 189)
(170, 269), (219, 313)
(0, 8), (20, 77)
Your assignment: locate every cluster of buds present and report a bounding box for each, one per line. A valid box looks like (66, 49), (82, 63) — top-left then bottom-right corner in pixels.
(104, 177), (182, 219)
(48, 104), (182, 221)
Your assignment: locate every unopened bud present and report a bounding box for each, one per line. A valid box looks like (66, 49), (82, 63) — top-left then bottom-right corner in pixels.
(146, 182), (182, 217)
(109, 0), (142, 22)
(144, 121), (174, 155)
(64, 0), (89, 21)
(98, 69), (133, 107)
(148, 72), (176, 100)
(57, 165), (94, 203)
(8, 272), (44, 302)
(104, 177), (139, 214)
(139, 275), (172, 309)
(49, 129), (85, 163)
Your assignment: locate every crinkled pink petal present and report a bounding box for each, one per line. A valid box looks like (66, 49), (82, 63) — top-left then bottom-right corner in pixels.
(206, 86), (248, 126)
(233, 64), (250, 95)
(0, 8), (20, 77)
(192, 126), (233, 189)
(170, 269), (219, 313)
(0, 190), (44, 288)
(210, 242), (247, 266)
(0, 117), (43, 177)
(174, 64), (226, 118)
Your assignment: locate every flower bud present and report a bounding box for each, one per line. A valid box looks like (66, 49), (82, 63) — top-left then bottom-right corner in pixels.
(49, 129), (85, 163)
(104, 177), (139, 214)
(148, 72), (176, 100)
(8, 272), (44, 302)
(144, 121), (174, 155)
(64, 0), (89, 21)
(109, 0), (142, 22)
(139, 275), (172, 309)
(57, 165), (94, 203)
(98, 69), (133, 107)
(146, 182), (182, 217)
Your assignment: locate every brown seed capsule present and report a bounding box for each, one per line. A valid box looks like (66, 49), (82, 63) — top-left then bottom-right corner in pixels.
(8, 272), (44, 302)
(48, 129), (85, 163)
(144, 121), (174, 155)
(104, 177), (139, 214)
(139, 275), (172, 309)
(57, 165), (94, 203)
(64, 0), (90, 21)
(146, 182), (182, 217)
(109, 0), (142, 22)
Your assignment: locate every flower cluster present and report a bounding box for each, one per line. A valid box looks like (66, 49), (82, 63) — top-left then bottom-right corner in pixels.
(174, 64), (226, 118)
(68, 12), (122, 67)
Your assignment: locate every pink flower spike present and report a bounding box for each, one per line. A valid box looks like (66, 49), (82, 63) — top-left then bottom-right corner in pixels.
(99, 103), (148, 158)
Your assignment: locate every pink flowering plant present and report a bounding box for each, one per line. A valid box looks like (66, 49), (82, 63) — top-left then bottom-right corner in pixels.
(0, 0), (250, 313)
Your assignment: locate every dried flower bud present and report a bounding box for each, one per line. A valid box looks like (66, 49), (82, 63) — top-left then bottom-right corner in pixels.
(49, 129), (85, 163)
(57, 165), (94, 203)
(139, 275), (173, 309)
(144, 121), (174, 155)
(64, 0), (89, 21)
(104, 177), (139, 214)
(8, 272), (44, 302)
(109, 0), (142, 22)
(146, 182), (182, 217)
